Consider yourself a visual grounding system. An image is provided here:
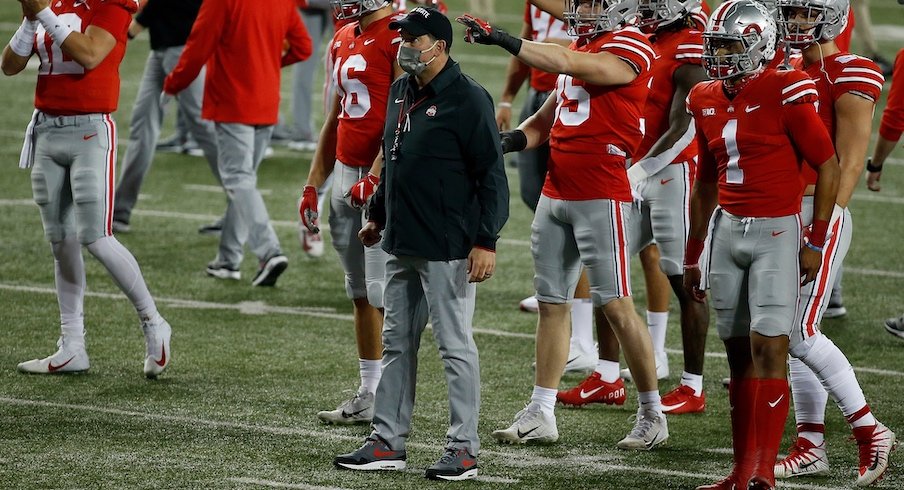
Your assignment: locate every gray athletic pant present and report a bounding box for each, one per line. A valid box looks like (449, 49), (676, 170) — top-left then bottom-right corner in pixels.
(113, 46), (218, 224)
(371, 255), (480, 456)
(517, 88), (551, 212)
(291, 8), (333, 142)
(215, 123), (281, 268)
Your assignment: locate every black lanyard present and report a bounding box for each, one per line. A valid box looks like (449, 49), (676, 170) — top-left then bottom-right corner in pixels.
(389, 88), (429, 161)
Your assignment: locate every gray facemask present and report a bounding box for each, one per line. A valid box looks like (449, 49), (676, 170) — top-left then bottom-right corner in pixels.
(397, 41), (439, 76)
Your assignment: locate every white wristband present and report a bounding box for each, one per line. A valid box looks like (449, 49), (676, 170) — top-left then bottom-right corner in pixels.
(36, 7), (74, 45)
(497, 102), (512, 108)
(9, 18), (38, 57)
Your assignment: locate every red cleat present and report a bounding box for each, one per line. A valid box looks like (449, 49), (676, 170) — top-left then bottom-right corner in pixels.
(695, 475), (738, 490)
(661, 384), (706, 414)
(557, 372), (626, 407)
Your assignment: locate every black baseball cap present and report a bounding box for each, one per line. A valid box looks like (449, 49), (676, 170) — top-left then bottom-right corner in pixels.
(389, 7), (453, 48)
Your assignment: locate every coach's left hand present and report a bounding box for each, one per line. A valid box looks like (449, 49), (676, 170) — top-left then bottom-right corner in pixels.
(467, 247), (496, 283)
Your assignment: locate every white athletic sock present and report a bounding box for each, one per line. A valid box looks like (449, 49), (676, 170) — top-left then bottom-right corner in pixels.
(530, 385), (557, 417)
(359, 358), (382, 395)
(647, 310), (669, 354)
(638, 390), (663, 416)
(51, 236), (85, 339)
(680, 371), (704, 396)
(796, 334), (875, 429)
(86, 236), (158, 322)
(789, 355), (828, 439)
(595, 359), (621, 383)
(571, 299), (594, 354)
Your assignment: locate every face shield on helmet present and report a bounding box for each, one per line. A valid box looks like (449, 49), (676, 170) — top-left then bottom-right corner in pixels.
(702, 0), (777, 80)
(564, 0), (639, 38)
(776, 0), (849, 47)
(636, 0), (701, 33)
(331, 0), (389, 20)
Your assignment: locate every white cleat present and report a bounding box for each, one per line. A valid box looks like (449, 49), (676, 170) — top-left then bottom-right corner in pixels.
(564, 341), (596, 375)
(318, 389), (374, 425)
(621, 350), (669, 382)
(142, 315), (171, 379)
(774, 437), (831, 479)
(519, 295), (539, 313)
(492, 405), (559, 444)
(617, 408), (669, 451)
(17, 336), (90, 374)
(855, 422), (896, 486)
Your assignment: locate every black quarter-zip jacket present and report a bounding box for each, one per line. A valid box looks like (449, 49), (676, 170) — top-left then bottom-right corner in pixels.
(368, 59), (509, 261)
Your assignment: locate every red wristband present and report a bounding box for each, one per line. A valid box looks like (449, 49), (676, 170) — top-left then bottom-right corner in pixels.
(684, 237), (705, 266)
(810, 219), (829, 248)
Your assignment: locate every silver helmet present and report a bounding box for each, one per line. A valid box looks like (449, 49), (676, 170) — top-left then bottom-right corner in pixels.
(331, 0), (389, 20)
(703, 0), (777, 80)
(776, 0), (849, 47)
(564, 0), (640, 38)
(636, 0), (702, 32)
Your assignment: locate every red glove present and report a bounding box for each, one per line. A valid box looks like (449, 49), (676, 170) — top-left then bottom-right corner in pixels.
(299, 185), (319, 233)
(344, 172), (379, 210)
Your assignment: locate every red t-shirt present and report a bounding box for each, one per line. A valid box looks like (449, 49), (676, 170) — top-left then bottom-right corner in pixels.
(635, 26), (703, 164)
(524, 1), (573, 92)
(544, 28), (655, 202)
(687, 69), (835, 217)
(164, 0), (312, 125)
(34, 0), (136, 115)
(793, 53), (884, 185)
(330, 14), (402, 167)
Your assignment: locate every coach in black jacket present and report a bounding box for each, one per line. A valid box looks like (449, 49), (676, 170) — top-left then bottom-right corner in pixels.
(338, 7), (508, 481)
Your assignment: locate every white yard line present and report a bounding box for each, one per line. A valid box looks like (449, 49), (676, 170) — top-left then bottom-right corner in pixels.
(228, 478), (351, 490)
(4, 282), (904, 379)
(0, 396), (845, 490)
(184, 184), (271, 196)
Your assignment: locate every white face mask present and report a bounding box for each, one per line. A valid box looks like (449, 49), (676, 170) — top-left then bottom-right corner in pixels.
(397, 40), (439, 76)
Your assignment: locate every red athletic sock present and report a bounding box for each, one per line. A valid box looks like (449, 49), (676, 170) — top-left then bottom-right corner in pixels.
(753, 378), (790, 486)
(729, 378), (758, 484)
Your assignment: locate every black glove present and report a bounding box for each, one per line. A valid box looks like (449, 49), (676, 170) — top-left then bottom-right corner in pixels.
(500, 129), (527, 154)
(456, 14), (523, 56)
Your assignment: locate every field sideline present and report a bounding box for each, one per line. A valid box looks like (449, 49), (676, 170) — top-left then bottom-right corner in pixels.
(0, 1), (903, 489)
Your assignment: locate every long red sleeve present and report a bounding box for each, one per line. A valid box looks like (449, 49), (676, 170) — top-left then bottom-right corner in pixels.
(163, 0), (312, 125)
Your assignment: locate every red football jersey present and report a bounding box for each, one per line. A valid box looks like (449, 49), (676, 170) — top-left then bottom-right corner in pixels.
(33, 0), (136, 115)
(330, 14), (402, 168)
(525, 2), (573, 92)
(795, 53), (884, 185)
(544, 28), (656, 202)
(635, 26), (703, 163)
(687, 69), (835, 217)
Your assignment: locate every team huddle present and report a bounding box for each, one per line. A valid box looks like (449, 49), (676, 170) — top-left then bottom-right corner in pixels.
(1, 0), (900, 487)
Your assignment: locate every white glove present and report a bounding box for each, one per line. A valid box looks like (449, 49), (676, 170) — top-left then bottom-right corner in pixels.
(159, 93), (174, 110)
(627, 163), (650, 189)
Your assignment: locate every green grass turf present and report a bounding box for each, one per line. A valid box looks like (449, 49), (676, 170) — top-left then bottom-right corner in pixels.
(0, 1), (903, 488)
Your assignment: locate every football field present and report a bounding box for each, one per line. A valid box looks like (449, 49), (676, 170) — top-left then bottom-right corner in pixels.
(1, 1), (903, 488)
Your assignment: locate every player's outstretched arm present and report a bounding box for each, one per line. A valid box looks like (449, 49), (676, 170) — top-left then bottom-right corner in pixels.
(305, 91), (341, 190)
(457, 14), (636, 87)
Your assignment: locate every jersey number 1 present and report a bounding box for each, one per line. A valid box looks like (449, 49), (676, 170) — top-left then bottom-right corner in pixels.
(721, 119), (744, 184)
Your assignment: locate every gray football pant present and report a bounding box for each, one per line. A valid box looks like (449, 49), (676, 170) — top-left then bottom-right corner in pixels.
(291, 8), (333, 141)
(114, 46), (218, 224)
(215, 123), (281, 267)
(371, 255), (480, 456)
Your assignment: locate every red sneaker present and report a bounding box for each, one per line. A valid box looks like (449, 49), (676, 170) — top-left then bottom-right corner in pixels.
(661, 384), (706, 414)
(557, 372), (626, 407)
